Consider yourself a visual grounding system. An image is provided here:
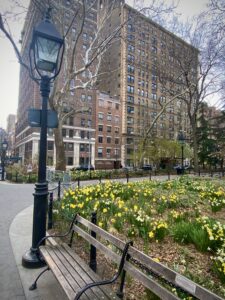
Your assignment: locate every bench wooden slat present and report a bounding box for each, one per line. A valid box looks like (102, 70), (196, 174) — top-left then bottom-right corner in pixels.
(56, 244), (113, 300)
(62, 243), (120, 300)
(40, 246), (77, 300)
(52, 245), (98, 299)
(76, 216), (224, 300)
(74, 225), (180, 300)
(43, 246), (90, 300)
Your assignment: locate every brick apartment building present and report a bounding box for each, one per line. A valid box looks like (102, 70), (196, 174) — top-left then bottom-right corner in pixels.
(95, 92), (121, 169)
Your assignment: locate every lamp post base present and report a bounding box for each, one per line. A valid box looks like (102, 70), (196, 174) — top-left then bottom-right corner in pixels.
(22, 248), (46, 268)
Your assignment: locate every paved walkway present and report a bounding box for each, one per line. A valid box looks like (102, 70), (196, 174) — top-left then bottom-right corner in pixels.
(0, 182), (64, 300)
(0, 182), (33, 299)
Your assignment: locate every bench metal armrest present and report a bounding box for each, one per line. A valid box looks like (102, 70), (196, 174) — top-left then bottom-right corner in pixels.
(74, 241), (132, 300)
(36, 213), (78, 251)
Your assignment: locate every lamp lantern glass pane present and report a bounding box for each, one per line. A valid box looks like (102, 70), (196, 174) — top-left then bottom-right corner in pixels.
(34, 36), (61, 72)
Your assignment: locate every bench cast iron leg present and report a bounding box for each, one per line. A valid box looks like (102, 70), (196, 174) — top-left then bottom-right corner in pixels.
(29, 267), (49, 290)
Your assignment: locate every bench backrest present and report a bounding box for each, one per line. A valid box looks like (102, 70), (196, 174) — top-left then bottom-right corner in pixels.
(73, 215), (223, 300)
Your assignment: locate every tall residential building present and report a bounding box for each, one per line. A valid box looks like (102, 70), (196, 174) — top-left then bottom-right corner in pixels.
(6, 114), (16, 156)
(97, 0), (198, 167)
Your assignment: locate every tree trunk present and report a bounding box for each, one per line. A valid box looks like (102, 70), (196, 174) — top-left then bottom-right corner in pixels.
(54, 121), (66, 171)
(191, 121), (199, 172)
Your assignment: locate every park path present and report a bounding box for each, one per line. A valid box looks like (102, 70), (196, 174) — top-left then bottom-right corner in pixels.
(0, 182), (34, 299)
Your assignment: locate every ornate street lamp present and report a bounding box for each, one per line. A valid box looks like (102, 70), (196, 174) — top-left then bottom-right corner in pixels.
(22, 8), (64, 268)
(1, 140), (8, 181)
(177, 132), (185, 175)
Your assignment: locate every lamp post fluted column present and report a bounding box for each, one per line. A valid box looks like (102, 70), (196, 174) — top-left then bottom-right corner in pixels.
(181, 143), (184, 174)
(1, 151), (6, 181)
(22, 76), (50, 268)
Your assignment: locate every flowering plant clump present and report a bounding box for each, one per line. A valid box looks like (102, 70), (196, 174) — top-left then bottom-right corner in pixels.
(212, 244), (225, 283)
(197, 216), (225, 252)
(200, 186), (225, 212)
(148, 219), (168, 242)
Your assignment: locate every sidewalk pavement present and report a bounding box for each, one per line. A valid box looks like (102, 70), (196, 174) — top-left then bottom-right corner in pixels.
(9, 205), (66, 300)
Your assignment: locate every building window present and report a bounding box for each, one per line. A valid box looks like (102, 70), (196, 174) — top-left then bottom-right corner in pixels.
(127, 117), (134, 124)
(98, 125), (103, 132)
(106, 148), (111, 158)
(107, 113), (112, 121)
(151, 93), (157, 100)
(127, 64), (135, 73)
(98, 136), (103, 143)
(107, 137), (111, 143)
(69, 129), (73, 138)
(127, 34), (135, 41)
(47, 141), (54, 150)
(115, 116), (119, 124)
(80, 144), (85, 152)
(127, 24), (134, 32)
(152, 83), (157, 91)
(128, 44), (135, 52)
(67, 157), (73, 166)
(152, 46), (157, 53)
(115, 103), (119, 110)
(127, 75), (134, 83)
(127, 54), (134, 62)
(68, 143), (74, 151)
(127, 85), (134, 94)
(99, 99), (104, 107)
(127, 106), (134, 113)
(87, 119), (92, 127)
(115, 127), (119, 134)
(69, 117), (74, 126)
(80, 131), (85, 139)
(115, 138), (119, 145)
(83, 32), (88, 40)
(98, 148), (103, 158)
(81, 118), (85, 126)
(107, 126), (111, 132)
(62, 128), (67, 137)
(82, 44), (87, 50)
(98, 113), (104, 120)
(128, 96), (134, 103)
(127, 127), (134, 134)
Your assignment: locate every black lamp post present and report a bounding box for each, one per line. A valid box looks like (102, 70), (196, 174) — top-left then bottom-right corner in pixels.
(1, 140), (8, 181)
(22, 8), (64, 268)
(178, 132), (185, 175)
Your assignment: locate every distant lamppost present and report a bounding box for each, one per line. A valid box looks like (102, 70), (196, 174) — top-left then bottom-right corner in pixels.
(22, 8), (64, 268)
(88, 129), (92, 178)
(1, 140), (8, 181)
(178, 132), (185, 174)
(114, 148), (119, 169)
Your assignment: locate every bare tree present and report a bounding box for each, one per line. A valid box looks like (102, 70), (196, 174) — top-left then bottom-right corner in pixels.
(174, 14), (225, 171)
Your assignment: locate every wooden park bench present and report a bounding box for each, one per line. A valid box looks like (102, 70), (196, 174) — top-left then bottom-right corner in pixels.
(30, 213), (224, 300)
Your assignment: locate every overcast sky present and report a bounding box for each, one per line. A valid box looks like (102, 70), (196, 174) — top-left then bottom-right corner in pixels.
(0, 0), (209, 129)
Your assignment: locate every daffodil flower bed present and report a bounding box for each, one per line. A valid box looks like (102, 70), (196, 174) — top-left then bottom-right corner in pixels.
(56, 176), (225, 298)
